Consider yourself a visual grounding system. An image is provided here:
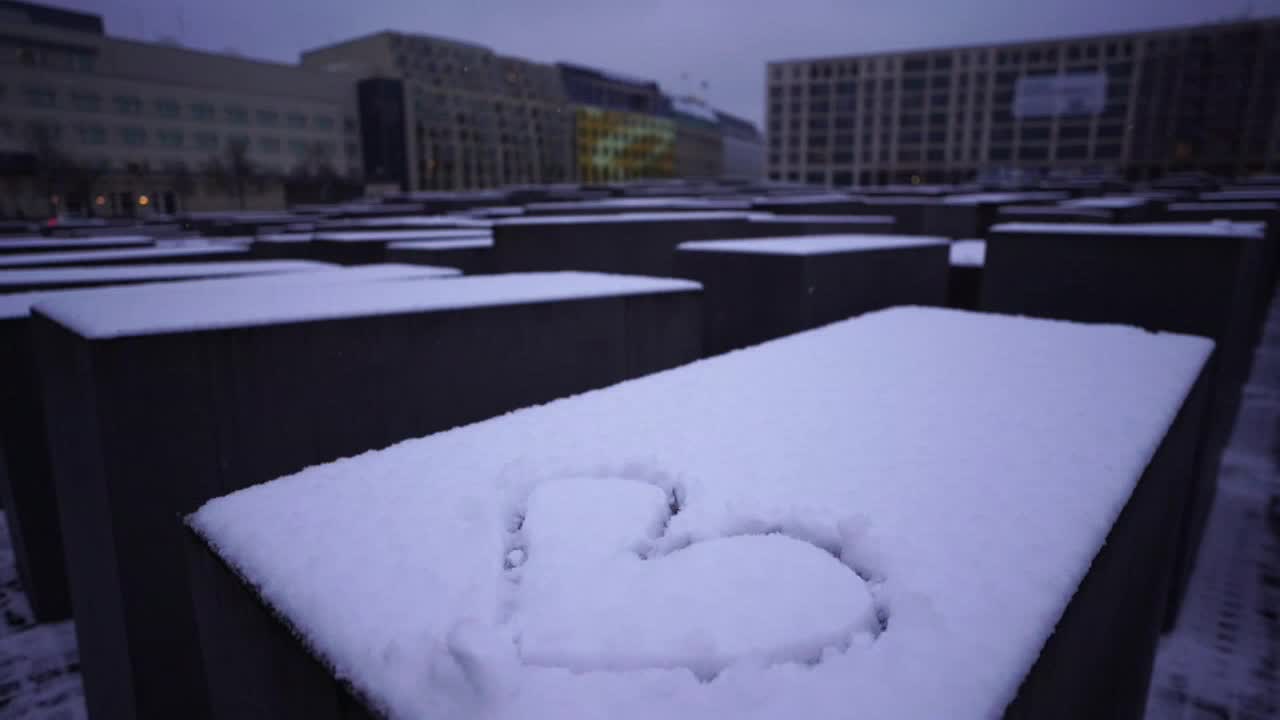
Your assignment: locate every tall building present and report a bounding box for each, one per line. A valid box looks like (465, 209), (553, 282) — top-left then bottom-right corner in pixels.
(302, 32), (574, 192)
(766, 18), (1280, 186)
(558, 63), (676, 183)
(716, 110), (766, 179)
(0, 0), (361, 217)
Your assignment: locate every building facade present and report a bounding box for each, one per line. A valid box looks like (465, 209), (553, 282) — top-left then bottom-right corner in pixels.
(0, 0), (361, 218)
(302, 32), (575, 192)
(766, 18), (1280, 186)
(716, 110), (765, 179)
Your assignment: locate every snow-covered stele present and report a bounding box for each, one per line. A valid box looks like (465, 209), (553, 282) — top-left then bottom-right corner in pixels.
(190, 307), (1212, 720)
(949, 240), (986, 267)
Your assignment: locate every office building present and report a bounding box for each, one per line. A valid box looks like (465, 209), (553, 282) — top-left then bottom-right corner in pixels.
(0, 0), (361, 217)
(765, 18), (1280, 185)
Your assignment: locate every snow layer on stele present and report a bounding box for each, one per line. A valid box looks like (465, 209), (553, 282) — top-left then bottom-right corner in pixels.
(192, 307), (1211, 720)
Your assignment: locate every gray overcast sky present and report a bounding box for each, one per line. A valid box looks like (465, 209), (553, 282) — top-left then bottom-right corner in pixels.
(74, 0), (1280, 125)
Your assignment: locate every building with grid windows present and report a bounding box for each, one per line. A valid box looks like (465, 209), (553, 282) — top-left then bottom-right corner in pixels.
(0, 1), (361, 218)
(765, 17), (1280, 186)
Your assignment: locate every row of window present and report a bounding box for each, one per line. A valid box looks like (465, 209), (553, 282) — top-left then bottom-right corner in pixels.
(5, 86), (343, 131)
(774, 37), (1143, 81)
(63, 124), (355, 157)
(769, 142), (1125, 167)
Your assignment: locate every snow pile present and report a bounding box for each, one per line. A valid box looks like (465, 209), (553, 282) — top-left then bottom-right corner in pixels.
(313, 230), (492, 243)
(949, 240), (986, 267)
(748, 214), (894, 224)
(1060, 197), (1147, 209)
(388, 238), (493, 251)
(678, 235), (945, 256)
(191, 307), (1211, 720)
(989, 222), (1264, 238)
(0, 236), (152, 251)
(35, 271), (695, 339)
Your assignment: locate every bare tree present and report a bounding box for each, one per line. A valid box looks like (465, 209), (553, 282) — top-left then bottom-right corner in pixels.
(203, 137), (256, 210)
(289, 141), (343, 202)
(169, 162), (196, 213)
(27, 122), (71, 217)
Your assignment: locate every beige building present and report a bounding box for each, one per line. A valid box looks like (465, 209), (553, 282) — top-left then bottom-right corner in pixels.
(767, 18), (1280, 186)
(302, 32), (574, 191)
(0, 0), (361, 217)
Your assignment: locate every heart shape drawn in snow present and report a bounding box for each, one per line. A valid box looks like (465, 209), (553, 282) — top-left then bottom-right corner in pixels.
(503, 475), (879, 680)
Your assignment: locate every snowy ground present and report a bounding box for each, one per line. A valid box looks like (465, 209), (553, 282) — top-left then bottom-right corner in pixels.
(1, 295), (1277, 719)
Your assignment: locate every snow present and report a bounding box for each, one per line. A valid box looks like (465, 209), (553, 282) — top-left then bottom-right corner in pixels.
(989, 222), (1264, 238)
(0, 244), (241, 268)
(0, 264), (442, 320)
(1199, 190), (1280, 202)
(312, 229), (492, 243)
(317, 217), (491, 230)
(35, 271), (696, 339)
(941, 192), (1066, 205)
(496, 212), (751, 226)
(255, 233), (313, 243)
(388, 238), (493, 251)
(0, 236), (152, 251)
(0, 260), (322, 294)
(753, 194), (858, 205)
(677, 234), (946, 256)
(748, 214), (894, 225)
(189, 307), (1212, 720)
(949, 240), (986, 267)
(1060, 197), (1147, 209)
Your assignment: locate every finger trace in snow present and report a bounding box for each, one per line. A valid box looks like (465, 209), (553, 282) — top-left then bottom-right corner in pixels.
(190, 307), (1212, 720)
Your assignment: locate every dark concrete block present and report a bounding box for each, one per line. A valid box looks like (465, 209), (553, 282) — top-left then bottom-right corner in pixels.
(749, 196), (865, 215)
(0, 260), (327, 295)
(674, 235), (949, 355)
(856, 198), (939, 235)
(0, 265), (418, 623)
(742, 215), (896, 237)
(385, 238), (494, 274)
(0, 245), (252, 270)
(178, 322), (1212, 720)
(492, 212), (756, 276)
(981, 221), (1260, 628)
(996, 205), (1114, 224)
(32, 273), (702, 720)
(0, 236), (154, 255)
(1006, 363), (1210, 719)
(310, 230), (491, 266)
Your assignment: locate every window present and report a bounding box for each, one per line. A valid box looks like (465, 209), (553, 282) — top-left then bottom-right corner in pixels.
(289, 139), (309, 156)
(257, 109), (279, 126)
(343, 116), (357, 134)
(156, 129), (183, 147)
(1018, 145), (1048, 160)
(313, 115), (335, 130)
(1097, 123), (1125, 138)
(225, 105), (249, 124)
(114, 95), (142, 114)
(1057, 144), (1088, 159)
(286, 112), (307, 129)
(191, 102), (215, 121)
(155, 98), (180, 117)
(1096, 143), (1122, 158)
(258, 136), (281, 153)
(1020, 125), (1050, 141)
(25, 86), (56, 107)
(194, 131), (218, 149)
(121, 127), (146, 145)
(71, 92), (100, 111)
(1059, 124), (1090, 140)
(78, 125), (105, 145)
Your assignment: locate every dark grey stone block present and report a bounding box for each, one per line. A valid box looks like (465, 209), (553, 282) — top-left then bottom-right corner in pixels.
(996, 205), (1114, 224)
(1006, 363), (1210, 719)
(385, 239), (494, 274)
(32, 274), (702, 720)
(674, 236), (949, 355)
(492, 213), (756, 276)
(179, 334), (1211, 720)
(947, 264), (983, 310)
(980, 222), (1259, 628)
(0, 236), (154, 255)
(0, 245), (252, 270)
(749, 198), (865, 215)
(742, 215), (896, 237)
